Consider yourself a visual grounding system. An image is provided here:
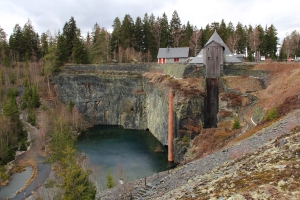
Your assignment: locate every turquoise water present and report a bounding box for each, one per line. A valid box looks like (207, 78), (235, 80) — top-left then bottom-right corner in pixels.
(76, 126), (170, 190)
(0, 167), (33, 199)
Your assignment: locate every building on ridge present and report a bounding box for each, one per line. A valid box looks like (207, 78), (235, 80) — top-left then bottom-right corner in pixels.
(157, 47), (189, 64)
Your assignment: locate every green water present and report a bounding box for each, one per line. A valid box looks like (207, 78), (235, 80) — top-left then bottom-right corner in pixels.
(76, 125), (170, 190)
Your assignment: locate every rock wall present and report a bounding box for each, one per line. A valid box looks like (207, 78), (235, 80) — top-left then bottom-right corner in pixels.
(52, 68), (205, 162)
(223, 64), (269, 77)
(52, 71), (147, 130)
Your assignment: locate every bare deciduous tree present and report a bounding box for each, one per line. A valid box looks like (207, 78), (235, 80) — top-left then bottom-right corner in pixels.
(282, 34), (296, 60)
(189, 28), (202, 56)
(151, 17), (162, 49)
(226, 33), (240, 54)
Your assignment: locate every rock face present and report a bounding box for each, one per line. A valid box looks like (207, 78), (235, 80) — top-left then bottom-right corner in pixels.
(51, 67), (204, 162)
(52, 71), (147, 130)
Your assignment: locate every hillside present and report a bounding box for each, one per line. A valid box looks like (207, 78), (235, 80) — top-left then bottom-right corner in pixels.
(98, 62), (300, 199)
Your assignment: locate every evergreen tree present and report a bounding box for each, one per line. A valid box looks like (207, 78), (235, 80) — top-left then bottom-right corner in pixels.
(160, 13), (170, 48)
(142, 13), (152, 62)
(91, 23), (101, 44)
(61, 146), (96, 200)
(90, 28), (110, 63)
(85, 31), (92, 56)
(181, 21), (193, 47)
(235, 22), (247, 54)
(265, 24), (278, 59)
(232, 118), (241, 130)
(0, 26), (10, 66)
(134, 16), (144, 53)
(21, 86), (31, 109)
(72, 33), (89, 64)
(106, 169), (115, 189)
(111, 17), (121, 60)
(9, 24), (24, 62)
(41, 32), (49, 56)
(170, 10), (183, 47)
(149, 14), (159, 60)
(27, 108), (36, 126)
(32, 84), (40, 108)
(257, 25), (266, 56)
(120, 14), (135, 50)
(200, 25), (213, 48)
(218, 19), (229, 43)
(48, 125), (75, 163)
(63, 16), (77, 60)
(55, 32), (68, 70)
(22, 19), (40, 61)
(0, 69), (4, 85)
(3, 96), (19, 118)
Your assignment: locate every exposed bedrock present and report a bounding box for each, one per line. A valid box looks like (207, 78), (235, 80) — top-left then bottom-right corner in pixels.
(52, 70), (204, 162)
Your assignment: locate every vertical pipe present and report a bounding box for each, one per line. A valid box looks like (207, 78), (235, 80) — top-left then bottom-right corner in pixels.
(168, 90), (174, 162)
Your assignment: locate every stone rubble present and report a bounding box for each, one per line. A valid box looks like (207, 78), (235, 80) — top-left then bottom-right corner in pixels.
(98, 110), (300, 200)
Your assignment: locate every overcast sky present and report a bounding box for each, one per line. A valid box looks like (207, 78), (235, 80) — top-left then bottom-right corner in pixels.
(1, 0), (299, 44)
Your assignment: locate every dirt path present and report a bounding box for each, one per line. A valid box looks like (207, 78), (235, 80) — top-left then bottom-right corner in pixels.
(9, 117), (51, 200)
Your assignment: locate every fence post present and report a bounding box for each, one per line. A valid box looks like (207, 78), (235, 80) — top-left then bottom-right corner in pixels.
(144, 177), (146, 186)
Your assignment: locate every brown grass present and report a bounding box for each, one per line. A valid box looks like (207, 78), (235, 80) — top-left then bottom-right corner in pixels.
(223, 76), (263, 93)
(220, 92), (243, 107)
(254, 62), (300, 110)
(217, 62), (300, 148)
(190, 128), (238, 160)
(143, 72), (205, 98)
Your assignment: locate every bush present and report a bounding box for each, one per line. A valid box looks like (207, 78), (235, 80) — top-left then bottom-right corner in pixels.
(264, 107), (278, 121)
(106, 169), (115, 189)
(232, 118), (241, 130)
(182, 135), (189, 143)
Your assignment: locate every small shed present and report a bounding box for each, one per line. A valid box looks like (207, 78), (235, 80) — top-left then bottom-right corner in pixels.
(157, 47), (189, 64)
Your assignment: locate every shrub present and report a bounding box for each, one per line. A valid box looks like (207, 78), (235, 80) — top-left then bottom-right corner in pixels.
(106, 169), (115, 189)
(264, 107), (278, 121)
(182, 135), (188, 143)
(67, 100), (74, 112)
(232, 118), (241, 130)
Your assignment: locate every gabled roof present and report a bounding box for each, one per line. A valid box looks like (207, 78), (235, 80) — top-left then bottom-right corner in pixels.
(157, 47), (189, 58)
(190, 30), (241, 64)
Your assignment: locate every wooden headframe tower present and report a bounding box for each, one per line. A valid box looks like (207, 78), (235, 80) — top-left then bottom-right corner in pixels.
(203, 37), (224, 128)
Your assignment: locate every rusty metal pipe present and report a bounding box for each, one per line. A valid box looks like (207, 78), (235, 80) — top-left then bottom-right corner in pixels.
(168, 90), (174, 162)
